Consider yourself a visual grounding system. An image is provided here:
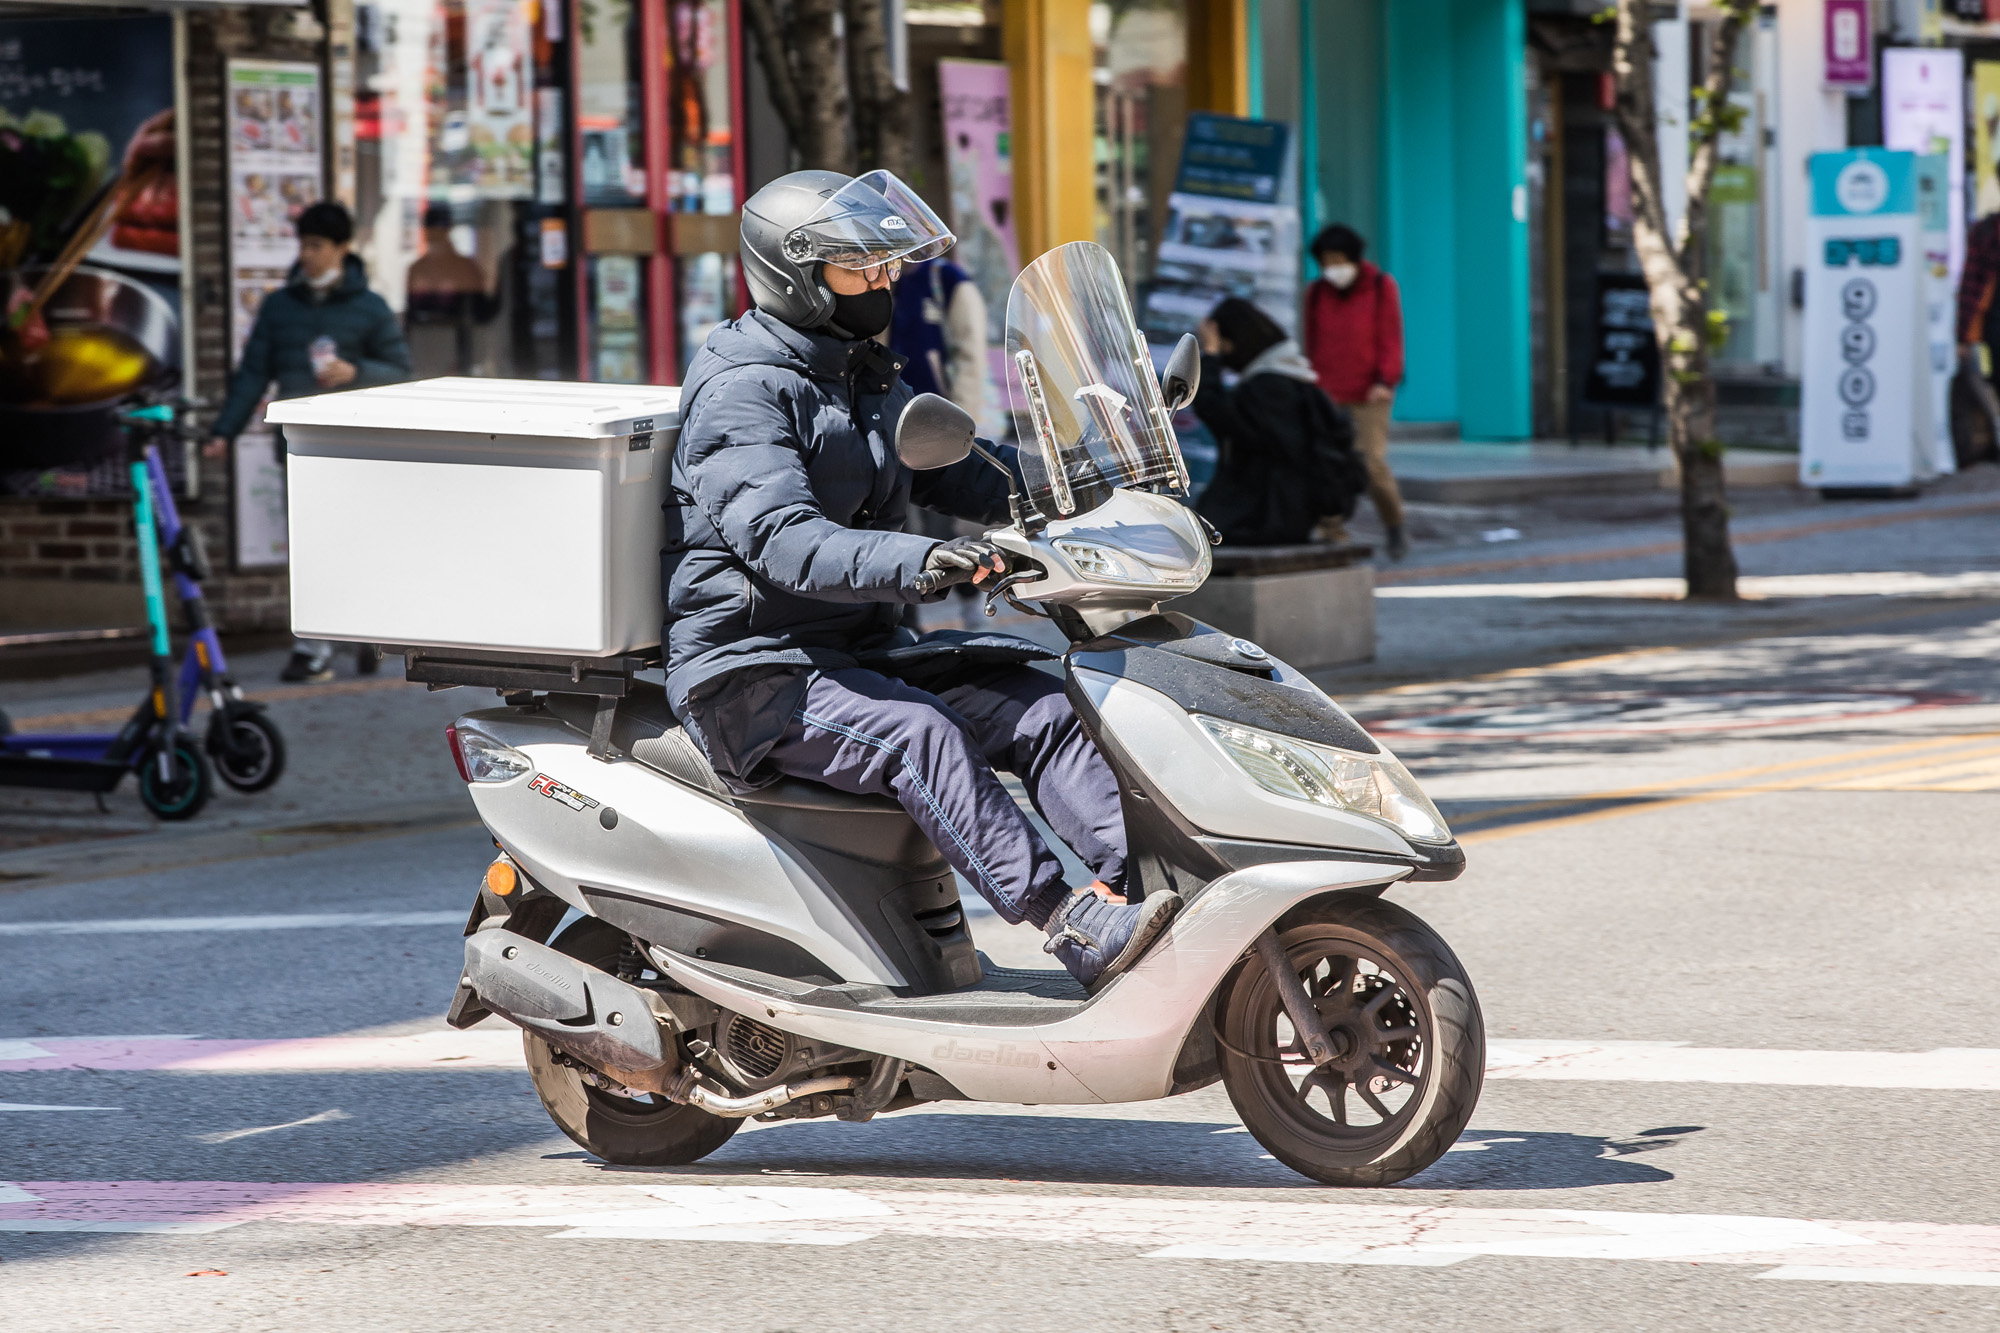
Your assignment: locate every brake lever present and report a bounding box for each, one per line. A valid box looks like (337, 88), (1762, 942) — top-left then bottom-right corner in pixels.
(980, 569), (1043, 618)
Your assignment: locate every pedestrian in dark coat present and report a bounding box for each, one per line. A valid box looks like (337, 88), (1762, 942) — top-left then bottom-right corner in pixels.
(1192, 297), (1362, 547)
(663, 168), (1180, 991)
(206, 201), (412, 683)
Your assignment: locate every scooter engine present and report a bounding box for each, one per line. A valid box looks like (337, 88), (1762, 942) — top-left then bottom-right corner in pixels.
(712, 1013), (859, 1091)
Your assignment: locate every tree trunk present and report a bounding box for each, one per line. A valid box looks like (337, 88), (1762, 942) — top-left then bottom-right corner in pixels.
(844, 0), (910, 177)
(791, 0), (855, 173)
(740, 0), (806, 157)
(1610, 0), (1750, 601)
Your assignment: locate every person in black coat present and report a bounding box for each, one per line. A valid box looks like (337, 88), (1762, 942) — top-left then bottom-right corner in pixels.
(1192, 297), (1362, 547)
(665, 169), (1179, 989)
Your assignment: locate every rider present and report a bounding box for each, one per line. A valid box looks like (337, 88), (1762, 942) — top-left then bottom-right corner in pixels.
(664, 170), (1180, 990)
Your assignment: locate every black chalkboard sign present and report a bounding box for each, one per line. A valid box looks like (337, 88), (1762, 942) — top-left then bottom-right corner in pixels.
(1581, 272), (1661, 408)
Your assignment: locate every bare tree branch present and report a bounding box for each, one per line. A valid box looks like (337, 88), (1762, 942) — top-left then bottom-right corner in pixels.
(741, 0), (806, 155)
(1680, 1), (1753, 274)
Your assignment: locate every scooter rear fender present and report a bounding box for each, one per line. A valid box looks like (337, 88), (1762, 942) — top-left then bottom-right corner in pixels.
(651, 858), (1408, 1106)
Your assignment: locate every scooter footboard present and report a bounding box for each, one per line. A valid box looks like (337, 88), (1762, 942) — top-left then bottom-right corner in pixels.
(652, 860), (1408, 1105)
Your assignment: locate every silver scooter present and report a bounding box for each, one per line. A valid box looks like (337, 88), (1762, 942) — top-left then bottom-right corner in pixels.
(440, 243), (1482, 1186)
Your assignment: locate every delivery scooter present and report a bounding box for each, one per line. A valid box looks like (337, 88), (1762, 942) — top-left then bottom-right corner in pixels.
(0, 398), (284, 818)
(433, 243), (1482, 1187)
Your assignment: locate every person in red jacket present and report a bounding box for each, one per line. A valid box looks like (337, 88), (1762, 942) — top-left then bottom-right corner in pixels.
(1302, 224), (1408, 559)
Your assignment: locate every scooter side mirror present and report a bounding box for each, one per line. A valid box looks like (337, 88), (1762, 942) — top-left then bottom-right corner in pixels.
(894, 393), (976, 471)
(1161, 332), (1201, 412)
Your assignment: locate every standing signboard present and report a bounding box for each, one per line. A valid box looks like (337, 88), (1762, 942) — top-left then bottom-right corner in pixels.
(937, 58), (1018, 439)
(1580, 273), (1662, 412)
(1144, 113), (1299, 342)
(226, 58), (322, 569)
(1801, 150), (1930, 490)
(1917, 154), (1956, 475)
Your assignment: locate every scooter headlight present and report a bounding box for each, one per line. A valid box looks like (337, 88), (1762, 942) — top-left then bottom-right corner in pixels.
(1196, 716), (1452, 845)
(447, 724), (534, 784)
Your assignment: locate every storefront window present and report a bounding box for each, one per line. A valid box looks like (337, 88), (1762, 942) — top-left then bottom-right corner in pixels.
(666, 0), (743, 377)
(577, 0), (649, 381)
(354, 0), (573, 381)
(1705, 20), (1778, 368)
(1093, 0), (1187, 292)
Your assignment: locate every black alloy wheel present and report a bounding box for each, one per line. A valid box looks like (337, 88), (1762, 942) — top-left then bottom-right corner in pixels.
(1215, 897), (1483, 1187)
(209, 709), (287, 792)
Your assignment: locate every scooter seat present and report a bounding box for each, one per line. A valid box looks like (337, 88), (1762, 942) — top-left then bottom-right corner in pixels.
(545, 684), (910, 817)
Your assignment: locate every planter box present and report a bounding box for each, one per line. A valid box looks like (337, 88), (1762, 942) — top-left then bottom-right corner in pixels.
(1171, 543), (1375, 670)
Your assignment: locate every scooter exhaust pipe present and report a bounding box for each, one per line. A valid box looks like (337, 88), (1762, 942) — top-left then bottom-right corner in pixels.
(462, 929), (678, 1091)
(462, 929), (868, 1116)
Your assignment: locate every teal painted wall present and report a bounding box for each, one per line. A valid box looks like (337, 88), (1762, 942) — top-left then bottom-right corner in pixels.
(1302, 0), (1530, 439)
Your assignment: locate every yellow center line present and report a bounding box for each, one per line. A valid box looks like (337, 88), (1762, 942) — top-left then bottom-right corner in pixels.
(1453, 731), (2000, 844)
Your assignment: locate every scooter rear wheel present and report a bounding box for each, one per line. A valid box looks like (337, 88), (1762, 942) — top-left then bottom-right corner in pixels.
(523, 918), (741, 1167)
(136, 740), (213, 821)
(1215, 896), (1483, 1187)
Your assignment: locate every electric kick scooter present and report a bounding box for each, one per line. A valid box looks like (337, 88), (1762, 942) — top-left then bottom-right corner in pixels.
(0, 397), (286, 818)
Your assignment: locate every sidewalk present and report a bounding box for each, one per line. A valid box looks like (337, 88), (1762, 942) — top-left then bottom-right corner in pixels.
(1389, 441), (1800, 504)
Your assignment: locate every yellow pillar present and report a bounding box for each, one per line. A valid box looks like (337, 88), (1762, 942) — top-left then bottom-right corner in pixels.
(1006, 0), (1095, 263)
(1186, 0), (1250, 117)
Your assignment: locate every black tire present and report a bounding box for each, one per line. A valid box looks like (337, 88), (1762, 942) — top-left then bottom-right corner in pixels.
(137, 740), (213, 821)
(1215, 896), (1483, 1187)
(523, 917), (740, 1167)
(209, 710), (287, 793)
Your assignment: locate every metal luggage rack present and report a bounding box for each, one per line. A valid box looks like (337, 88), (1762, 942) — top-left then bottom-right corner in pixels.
(395, 645), (663, 759)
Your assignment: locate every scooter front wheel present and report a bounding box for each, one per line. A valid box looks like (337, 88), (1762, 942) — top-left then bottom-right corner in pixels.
(137, 740), (213, 821)
(1215, 896), (1483, 1187)
(209, 710), (286, 792)
(523, 918), (741, 1167)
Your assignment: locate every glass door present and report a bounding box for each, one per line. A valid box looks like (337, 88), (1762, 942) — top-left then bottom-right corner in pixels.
(663, 0), (747, 379)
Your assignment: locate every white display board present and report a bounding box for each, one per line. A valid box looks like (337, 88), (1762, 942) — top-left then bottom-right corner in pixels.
(1800, 150), (1930, 490)
(1917, 154), (1956, 475)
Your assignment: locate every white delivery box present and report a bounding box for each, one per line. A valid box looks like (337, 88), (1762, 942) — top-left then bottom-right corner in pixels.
(267, 377), (681, 657)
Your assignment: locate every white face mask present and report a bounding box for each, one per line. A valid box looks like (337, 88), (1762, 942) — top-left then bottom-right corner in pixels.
(1322, 262), (1358, 289)
(307, 262), (344, 290)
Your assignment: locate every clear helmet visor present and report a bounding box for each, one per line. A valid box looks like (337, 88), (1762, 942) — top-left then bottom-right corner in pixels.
(783, 170), (955, 272)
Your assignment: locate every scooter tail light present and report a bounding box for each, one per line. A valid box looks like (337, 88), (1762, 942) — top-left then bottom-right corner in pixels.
(445, 725), (474, 784)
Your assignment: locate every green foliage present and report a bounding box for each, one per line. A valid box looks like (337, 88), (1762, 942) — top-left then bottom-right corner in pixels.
(1689, 86), (1748, 146)
(1704, 308), (1731, 350)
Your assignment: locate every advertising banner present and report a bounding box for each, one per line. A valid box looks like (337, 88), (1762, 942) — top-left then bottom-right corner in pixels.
(1883, 47), (1965, 283)
(0, 13), (184, 497)
(227, 60), (324, 362)
(464, 0), (535, 199)
(1144, 113), (1299, 342)
(1801, 150), (1931, 489)
(1824, 0), (1873, 91)
(1917, 154), (1956, 475)
(938, 58), (1017, 436)
(1973, 61), (2000, 220)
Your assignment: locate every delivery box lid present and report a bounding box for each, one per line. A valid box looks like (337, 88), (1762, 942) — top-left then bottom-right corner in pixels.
(264, 377), (683, 439)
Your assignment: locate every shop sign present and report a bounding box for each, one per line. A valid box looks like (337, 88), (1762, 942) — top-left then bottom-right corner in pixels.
(938, 58), (1017, 437)
(1800, 150), (1932, 489)
(1824, 0), (1873, 92)
(0, 14), (185, 498)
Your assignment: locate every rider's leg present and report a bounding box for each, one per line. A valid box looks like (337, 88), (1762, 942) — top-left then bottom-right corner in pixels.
(758, 668), (1071, 928)
(931, 665), (1129, 897)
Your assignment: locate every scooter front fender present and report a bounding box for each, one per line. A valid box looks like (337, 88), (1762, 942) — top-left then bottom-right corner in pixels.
(652, 859), (1408, 1106)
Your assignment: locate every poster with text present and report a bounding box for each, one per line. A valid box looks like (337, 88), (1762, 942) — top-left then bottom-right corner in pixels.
(939, 58), (1017, 435)
(1884, 47), (1965, 284)
(465, 0), (535, 198)
(1145, 113), (1299, 340)
(0, 14), (183, 497)
(228, 60), (323, 362)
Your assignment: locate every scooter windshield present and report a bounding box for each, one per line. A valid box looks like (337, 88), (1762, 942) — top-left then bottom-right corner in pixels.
(1005, 242), (1190, 518)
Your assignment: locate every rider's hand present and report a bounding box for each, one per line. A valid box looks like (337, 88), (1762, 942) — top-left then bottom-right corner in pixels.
(316, 357), (358, 388)
(923, 537), (1008, 588)
(204, 436), (229, 460)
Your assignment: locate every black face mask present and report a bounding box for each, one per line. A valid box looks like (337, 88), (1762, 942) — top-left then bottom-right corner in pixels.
(827, 286), (893, 340)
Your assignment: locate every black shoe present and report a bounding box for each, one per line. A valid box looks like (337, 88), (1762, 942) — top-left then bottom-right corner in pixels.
(356, 644), (381, 675)
(280, 650), (333, 683)
(1044, 889), (1181, 992)
(1385, 524), (1410, 562)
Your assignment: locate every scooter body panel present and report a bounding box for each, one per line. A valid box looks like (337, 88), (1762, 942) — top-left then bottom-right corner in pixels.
(463, 709), (913, 986)
(653, 859), (1405, 1104)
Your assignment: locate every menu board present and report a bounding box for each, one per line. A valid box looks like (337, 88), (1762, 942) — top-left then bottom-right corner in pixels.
(227, 60), (323, 361)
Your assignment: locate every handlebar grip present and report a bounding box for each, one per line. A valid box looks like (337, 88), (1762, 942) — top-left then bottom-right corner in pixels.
(912, 568), (952, 596)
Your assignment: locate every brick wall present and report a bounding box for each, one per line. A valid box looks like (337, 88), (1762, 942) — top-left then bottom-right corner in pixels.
(0, 8), (324, 636)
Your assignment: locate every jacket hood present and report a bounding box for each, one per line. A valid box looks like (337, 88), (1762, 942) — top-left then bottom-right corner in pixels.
(285, 252), (371, 298)
(681, 309), (878, 416)
(1239, 338), (1319, 384)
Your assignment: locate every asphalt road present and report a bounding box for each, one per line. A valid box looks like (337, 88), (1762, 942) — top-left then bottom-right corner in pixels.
(7, 525), (2000, 1328)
